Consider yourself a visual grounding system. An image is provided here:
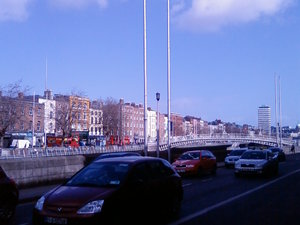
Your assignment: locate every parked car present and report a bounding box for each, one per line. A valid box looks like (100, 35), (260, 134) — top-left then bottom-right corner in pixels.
(172, 150), (217, 176)
(268, 147), (286, 162)
(234, 150), (279, 177)
(0, 166), (19, 223)
(224, 148), (248, 168)
(33, 156), (183, 225)
(96, 152), (142, 160)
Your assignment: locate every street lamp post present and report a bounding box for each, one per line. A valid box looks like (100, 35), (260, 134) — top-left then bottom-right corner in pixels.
(156, 92), (160, 158)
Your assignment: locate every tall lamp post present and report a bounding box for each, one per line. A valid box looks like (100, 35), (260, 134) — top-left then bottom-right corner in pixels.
(156, 92), (160, 158)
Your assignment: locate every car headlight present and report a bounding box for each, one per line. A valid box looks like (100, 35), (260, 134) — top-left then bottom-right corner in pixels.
(186, 165), (194, 168)
(35, 196), (45, 211)
(77, 200), (104, 215)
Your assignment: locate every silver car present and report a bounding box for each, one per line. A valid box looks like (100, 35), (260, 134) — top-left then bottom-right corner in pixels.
(235, 150), (279, 177)
(224, 148), (247, 168)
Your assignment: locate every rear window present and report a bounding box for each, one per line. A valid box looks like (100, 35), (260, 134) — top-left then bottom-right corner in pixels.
(230, 150), (246, 156)
(66, 162), (130, 187)
(179, 152), (200, 160)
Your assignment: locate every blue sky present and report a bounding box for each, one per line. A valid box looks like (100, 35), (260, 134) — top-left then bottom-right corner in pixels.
(0, 0), (300, 127)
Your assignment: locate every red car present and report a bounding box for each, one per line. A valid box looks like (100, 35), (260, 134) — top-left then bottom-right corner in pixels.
(33, 156), (183, 225)
(0, 166), (19, 223)
(172, 150), (217, 176)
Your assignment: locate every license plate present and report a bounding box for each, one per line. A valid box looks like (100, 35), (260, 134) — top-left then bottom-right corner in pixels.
(44, 217), (68, 225)
(177, 169), (185, 173)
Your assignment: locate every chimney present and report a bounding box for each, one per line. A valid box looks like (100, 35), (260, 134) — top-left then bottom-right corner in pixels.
(18, 92), (24, 99)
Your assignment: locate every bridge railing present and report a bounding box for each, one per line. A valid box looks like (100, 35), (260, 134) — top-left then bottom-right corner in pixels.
(0, 134), (293, 159)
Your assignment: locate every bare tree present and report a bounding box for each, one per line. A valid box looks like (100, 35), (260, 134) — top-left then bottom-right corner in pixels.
(99, 97), (120, 137)
(0, 81), (28, 147)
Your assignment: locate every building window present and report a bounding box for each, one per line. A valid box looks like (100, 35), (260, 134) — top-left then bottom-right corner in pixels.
(50, 111), (53, 119)
(29, 107), (33, 116)
(37, 121), (41, 131)
(95, 118), (97, 124)
(91, 117), (94, 124)
(84, 112), (87, 120)
(95, 127), (97, 133)
(38, 108), (41, 116)
(91, 127), (93, 133)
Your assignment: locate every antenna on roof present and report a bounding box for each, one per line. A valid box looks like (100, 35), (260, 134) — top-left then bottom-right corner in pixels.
(45, 57), (48, 90)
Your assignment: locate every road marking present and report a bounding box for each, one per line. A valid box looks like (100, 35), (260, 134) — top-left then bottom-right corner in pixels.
(170, 169), (300, 225)
(182, 183), (192, 188)
(202, 178), (212, 182)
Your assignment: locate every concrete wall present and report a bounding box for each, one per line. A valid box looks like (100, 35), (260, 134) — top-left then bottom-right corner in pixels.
(0, 156), (85, 187)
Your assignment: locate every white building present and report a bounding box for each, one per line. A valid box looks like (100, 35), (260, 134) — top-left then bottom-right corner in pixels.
(89, 103), (103, 136)
(38, 90), (56, 135)
(147, 109), (157, 141)
(258, 105), (271, 136)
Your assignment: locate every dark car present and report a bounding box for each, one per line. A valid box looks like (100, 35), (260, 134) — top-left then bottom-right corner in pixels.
(95, 152), (142, 160)
(234, 150), (279, 177)
(172, 150), (217, 176)
(268, 147), (286, 162)
(33, 156), (183, 225)
(0, 166), (19, 223)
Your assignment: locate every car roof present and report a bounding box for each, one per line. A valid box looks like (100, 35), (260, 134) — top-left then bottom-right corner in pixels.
(231, 148), (248, 151)
(93, 156), (160, 164)
(96, 152), (141, 159)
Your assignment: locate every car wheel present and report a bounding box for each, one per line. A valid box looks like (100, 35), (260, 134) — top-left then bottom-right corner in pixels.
(211, 165), (217, 175)
(234, 172), (240, 178)
(168, 196), (181, 219)
(0, 200), (16, 222)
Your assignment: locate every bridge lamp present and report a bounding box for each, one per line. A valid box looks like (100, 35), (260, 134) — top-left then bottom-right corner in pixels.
(156, 92), (160, 158)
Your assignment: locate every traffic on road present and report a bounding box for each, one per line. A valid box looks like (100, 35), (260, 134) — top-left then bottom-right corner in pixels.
(3, 148), (300, 225)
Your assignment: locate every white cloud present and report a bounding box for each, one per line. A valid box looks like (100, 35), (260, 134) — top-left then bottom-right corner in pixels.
(0, 0), (33, 22)
(50, 0), (109, 9)
(172, 0), (294, 32)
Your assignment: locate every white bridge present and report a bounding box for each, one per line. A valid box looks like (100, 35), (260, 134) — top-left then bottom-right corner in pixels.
(155, 134), (293, 152)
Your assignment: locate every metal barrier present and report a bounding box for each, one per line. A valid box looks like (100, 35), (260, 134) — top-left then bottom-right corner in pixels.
(0, 134), (294, 160)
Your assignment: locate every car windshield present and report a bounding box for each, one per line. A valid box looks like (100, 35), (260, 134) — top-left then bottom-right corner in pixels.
(240, 151), (266, 160)
(66, 162), (130, 187)
(229, 150), (246, 156)
(179, 152), (200, 160)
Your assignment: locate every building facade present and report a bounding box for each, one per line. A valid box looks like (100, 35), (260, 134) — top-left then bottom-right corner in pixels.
(119, 99), (144, 143)
(90, 101), (103, 136)
(258, 105), (271, 135)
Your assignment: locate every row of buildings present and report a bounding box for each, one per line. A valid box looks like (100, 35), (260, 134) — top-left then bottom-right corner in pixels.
(0, 88), (275, 147)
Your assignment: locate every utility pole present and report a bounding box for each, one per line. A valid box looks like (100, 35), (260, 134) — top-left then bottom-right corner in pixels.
(167, 0), (171, 162)
(143, 0), (148, 156)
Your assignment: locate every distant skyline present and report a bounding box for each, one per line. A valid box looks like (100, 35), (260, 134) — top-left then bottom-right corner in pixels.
(1, 0), (300, 127)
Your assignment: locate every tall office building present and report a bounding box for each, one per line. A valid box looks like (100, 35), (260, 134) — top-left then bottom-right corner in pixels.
(258, 105), (271, 135)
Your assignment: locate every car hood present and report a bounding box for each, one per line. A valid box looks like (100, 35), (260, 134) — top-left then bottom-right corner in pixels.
(237, 159), (267, 165)
(45, 185), (117, 207)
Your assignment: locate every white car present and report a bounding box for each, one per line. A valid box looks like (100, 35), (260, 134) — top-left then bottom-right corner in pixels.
(224, 148), (247, 168)
(234, 150), (278, 177)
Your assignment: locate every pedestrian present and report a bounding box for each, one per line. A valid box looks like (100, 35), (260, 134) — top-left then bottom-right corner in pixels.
(291, 144), (295, 154)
